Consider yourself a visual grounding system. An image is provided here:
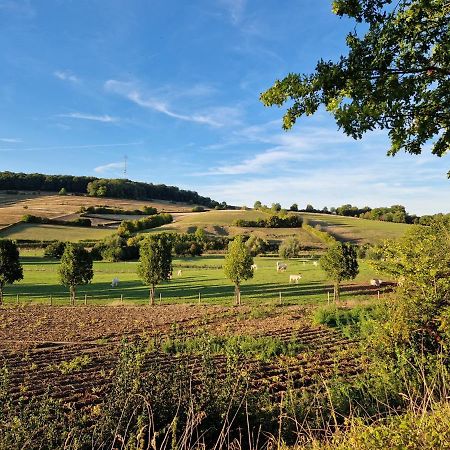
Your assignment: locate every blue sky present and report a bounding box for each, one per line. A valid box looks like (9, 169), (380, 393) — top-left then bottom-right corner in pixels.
(0, 0), (448, 215)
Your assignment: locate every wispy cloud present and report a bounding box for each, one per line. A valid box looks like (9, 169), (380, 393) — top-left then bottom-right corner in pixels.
(94, 161), (125, 174)
(208, 149), (313, 175)
(58, 112), (119, 123)
(218, 0), (246, 25)
(0, 141), (142, 152)
(105, 80), (241, 127)
(53, 70), (80, 83)
(0, 137), (22, 143)
(0, 0), (35, 17)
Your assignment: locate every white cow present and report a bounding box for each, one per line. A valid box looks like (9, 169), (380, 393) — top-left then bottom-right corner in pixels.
(370, 278), (383, 287)
(111, 277), (120, 288)
(250, 264), (258, 271)
(177, 269), (182, 276)
(276, 261), (288, 272)
(289, 274), (302, 284)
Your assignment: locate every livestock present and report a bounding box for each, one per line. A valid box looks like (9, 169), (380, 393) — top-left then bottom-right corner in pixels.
(250, 264), (258, 271)
(370, 278), (383, 287)
(111, 277), (119, 288)
(276, 261), (288, 272)
(177, 269), (182, 276)
(289, 274), (302, 284)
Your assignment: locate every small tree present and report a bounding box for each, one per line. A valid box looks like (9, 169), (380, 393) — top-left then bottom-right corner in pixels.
(0, 239), (23, 305)
(279, 237), (303, 259)
(271, 202), (282, 213)
(320, 242), (358, 301)
(246, 235), (268, 256)
(58, 187), (67, 196)
(59, 244), (94, 305)
(290, 203), (298, 212)
(224, 236), (254, 306)
(138, 234), (172, 306)
(253, 200), (262, 210)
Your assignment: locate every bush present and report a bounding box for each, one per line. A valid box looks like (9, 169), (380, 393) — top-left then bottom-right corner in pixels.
(191, 206), (205, 212)
(279, 236), (303, 258)
(44, 241), (67, 259)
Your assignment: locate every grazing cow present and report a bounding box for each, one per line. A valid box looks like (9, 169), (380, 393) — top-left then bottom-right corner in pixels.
(312, 261), (319, 267)
(370, 278), (383, 287)
(250, 264), (258, 271)
(289, 274), (302, 284)
(111, 277), (119, 288)
(177, 269), (182, 276)
(276, 261), (288, 272)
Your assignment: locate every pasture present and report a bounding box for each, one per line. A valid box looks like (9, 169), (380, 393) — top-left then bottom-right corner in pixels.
(0, 191), (200, 227)
(300, 212), (410, 243)
(2, 251), (385, 306)
(0, 223), (114, 241)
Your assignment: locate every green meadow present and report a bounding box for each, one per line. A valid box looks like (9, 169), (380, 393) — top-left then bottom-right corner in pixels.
(3, 250), (383, 306)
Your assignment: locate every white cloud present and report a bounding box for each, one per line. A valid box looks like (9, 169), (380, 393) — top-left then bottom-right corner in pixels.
(208, 149), (314, 175)
(105, 80), (241, 127)
(0, 137), (21, 143)
(58, 112), (119, 123)
(94, 162), (125, 174)
(54, 70), (80, 83)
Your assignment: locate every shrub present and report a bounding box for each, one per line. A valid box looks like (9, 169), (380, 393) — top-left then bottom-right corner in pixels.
(44, 241), (67, 259)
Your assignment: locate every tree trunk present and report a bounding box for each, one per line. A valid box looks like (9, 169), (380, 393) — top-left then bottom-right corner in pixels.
(235, 284), (241, 306)
(334, 282), (340, 302)
(150, 286), (155, 306)
(70, 286), (76, 306)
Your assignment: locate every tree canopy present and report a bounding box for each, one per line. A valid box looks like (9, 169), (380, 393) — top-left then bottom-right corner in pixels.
(137, 234), (173, 306)
(261, 0), (450, 176)
(59, 244), (94, 305)
(320, 241), (359, 300)
(0, 239), (23, 305)
(223, 236), (254, 306)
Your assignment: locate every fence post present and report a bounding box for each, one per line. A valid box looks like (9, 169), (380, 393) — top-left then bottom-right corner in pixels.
(327, 291), (330, 304)
(121, 294), (123, 304)
(279, 292), (282, 305)
(198, 292), (201, 304)
(159, 293), (162, 304)
(84, 294), (87, 305)
(16, 294), (19, 305)
(50, 294), (52, 306)
(377, 290), (380, 300)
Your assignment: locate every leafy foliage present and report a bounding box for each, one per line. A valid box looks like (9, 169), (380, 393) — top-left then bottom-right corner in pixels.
(137, 234), (173, 305)
(0, 239), (23, 304)
(279, 236), (304, 259)
(320, 242), (359, 300)
(261, 0), (450, 175)
(58, 243), (94, 304)
(223, 235), (254, 305)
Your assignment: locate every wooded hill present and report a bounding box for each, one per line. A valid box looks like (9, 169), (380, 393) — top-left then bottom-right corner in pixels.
(0, 171), (220, 207)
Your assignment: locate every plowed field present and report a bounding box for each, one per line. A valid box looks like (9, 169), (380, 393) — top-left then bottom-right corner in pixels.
(0, 305), (361, 407)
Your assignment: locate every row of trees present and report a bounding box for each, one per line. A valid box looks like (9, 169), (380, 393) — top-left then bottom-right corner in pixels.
(0, 232), (359, 307)
(234, 214), (302, 228)
(0, 171), (220, 207)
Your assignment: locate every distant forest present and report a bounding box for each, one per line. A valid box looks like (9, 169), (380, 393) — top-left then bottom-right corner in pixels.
(0, 171), (221, 207)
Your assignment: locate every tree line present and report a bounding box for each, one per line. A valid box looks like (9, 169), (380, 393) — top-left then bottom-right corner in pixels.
(0, 171), (220, 207)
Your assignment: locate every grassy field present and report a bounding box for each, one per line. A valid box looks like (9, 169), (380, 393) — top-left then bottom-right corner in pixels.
(0, 191), (201, 227)
(300, 212), (410, 243)
(0, 223), (114, 241)
(2, 250), (385, 306)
